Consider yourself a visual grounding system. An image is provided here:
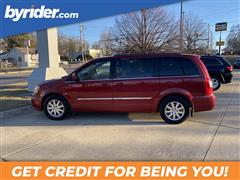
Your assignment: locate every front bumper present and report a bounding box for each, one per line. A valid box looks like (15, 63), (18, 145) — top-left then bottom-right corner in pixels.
(31, 95), (42, 111)
(193, 94), (216, 112)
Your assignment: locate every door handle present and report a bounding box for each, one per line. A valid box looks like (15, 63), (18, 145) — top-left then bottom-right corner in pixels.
(115, 83), (124, 86)
(101, 83), (109, 86)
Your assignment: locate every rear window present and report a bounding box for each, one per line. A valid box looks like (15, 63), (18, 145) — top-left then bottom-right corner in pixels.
(155, 58), (200, 77)
(181, 59), (200, 75)
(219, 57), (232, 66)
(201, 57), (223, 66)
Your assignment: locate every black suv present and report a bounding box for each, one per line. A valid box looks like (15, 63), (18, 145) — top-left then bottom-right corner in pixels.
(201, 56), (233, 91)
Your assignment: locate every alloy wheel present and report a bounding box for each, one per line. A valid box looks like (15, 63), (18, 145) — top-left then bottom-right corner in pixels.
(164, 101), (185, 121)
(47, 99), (65, 118)
(212, 78), (219, 90)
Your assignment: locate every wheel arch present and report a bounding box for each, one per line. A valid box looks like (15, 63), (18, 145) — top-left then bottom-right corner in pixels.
(156, 91), (194, 116)
(209, 73), (224, 83)
(42, 92), (72, 113)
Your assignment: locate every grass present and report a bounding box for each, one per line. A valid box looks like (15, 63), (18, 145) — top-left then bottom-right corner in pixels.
(0, 82), (31, 111)
(0, 66), (34, 73)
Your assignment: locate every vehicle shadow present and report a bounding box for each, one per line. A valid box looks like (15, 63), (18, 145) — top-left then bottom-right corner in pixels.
(2, 112), (167, 127)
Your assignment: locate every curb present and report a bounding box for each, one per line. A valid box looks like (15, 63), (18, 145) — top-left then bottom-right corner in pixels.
(0, 105), (34, 119)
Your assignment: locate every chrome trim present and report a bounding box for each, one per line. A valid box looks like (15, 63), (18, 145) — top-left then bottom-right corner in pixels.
(77, 98), (112, 100)
(77, 97), (152, 101)
(114, 97), (152, 100)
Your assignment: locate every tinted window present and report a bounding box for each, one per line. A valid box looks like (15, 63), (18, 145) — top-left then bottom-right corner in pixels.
(77, 60), (111, 80)
(115, 59), (153, 78)
(201, 58), (222, 66)
(156, 58), (199, 76)
(219, 57), (232, 66)
(158, 58), (183, 76)
(181, 59), (200, 75)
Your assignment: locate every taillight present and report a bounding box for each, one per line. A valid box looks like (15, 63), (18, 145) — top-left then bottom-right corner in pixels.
(205, 79), (213, 95)
(209, 79), (213, 89)
(226, 66), (233, 72)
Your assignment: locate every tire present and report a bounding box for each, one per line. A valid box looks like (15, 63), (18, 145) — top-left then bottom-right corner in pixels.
(211, 76), (221, 91)
(160, 96), (189, 124)
(43, 95), (69, 120)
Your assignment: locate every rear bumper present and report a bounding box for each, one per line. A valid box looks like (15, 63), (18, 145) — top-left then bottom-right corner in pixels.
(223, 73), (233, 84)
(193, 94), (216, 112)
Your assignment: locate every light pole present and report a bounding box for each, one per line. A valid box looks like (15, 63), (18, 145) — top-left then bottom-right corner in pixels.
(179, 0), (184, 52)
(219, 31), (222, 55)
(80, 24), (86, 62)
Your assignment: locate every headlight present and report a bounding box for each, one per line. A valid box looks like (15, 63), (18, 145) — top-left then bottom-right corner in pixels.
(33, 86), (40, 95)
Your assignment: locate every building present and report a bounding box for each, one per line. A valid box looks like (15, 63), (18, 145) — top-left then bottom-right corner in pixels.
(67, 49), (101, 61)
(89, 48), (101, 58)
(0, 47), (39, 67)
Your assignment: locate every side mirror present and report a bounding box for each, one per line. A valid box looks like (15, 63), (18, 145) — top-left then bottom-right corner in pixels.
(71, 73), (79, 81)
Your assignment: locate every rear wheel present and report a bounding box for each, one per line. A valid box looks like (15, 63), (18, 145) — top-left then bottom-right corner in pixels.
(43, 95), (69, 120)
(160, 97), (189, 124)
(211, 76), (221, 91)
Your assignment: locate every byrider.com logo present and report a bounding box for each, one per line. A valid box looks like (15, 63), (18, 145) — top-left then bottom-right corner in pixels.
(4, 5), (79, 22)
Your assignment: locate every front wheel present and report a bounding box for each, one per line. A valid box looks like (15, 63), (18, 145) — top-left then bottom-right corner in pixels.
(43, 95), (69, 120)
(160, 97), (189, 124)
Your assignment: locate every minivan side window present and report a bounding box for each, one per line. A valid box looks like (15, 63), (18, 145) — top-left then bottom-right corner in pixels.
(181, 59), (200, 75)
(77, 60), (111, 80)
(115, 59), (153, 79)
(156, 58), (200, 76)
(201, 58), (222, 66)
(157, 58), (183, 76)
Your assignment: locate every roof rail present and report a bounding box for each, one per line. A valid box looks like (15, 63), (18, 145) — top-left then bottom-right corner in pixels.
(112, 52), (184, 56)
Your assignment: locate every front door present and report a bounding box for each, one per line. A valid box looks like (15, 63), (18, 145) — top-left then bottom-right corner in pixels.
(65, 60), (113, 112)
(112, 58), (158, 112)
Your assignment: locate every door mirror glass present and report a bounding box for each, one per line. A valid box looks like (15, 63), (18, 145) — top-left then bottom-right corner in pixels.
(71, 73), (79, 81)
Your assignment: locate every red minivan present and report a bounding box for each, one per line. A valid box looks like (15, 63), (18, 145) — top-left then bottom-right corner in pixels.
(32, 53), (215, 124)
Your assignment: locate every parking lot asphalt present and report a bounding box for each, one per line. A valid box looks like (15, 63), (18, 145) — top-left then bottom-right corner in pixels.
(1, 71), (239, 161)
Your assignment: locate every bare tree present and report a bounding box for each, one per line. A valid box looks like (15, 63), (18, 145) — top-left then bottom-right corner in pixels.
(226, 24), (240, 55)
(58, 33), (89, 57)
(112, 8), (178, 53)
(183, 14), (208, 54)
(92, 41), (100, 49)
(99, 29), (115, 56)
(58, 33), (69, 56)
